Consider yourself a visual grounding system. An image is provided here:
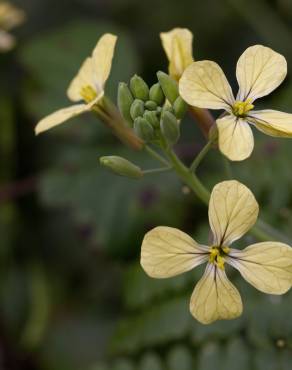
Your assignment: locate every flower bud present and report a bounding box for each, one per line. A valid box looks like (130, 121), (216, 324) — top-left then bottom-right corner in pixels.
(134, 117), (155, 142)
(157, 71), (179, 104)
(145, 100), (157, 111)
(130, 75), (149, 101)
(149, 83), (164, 106)
(160, 111), (180, 145)
(130, 99), (144, 120)
(144, 110), (159, 128)
(173, 96), (187, 119)
(117, 82), (134, 126)
(100, 156), (143, 179)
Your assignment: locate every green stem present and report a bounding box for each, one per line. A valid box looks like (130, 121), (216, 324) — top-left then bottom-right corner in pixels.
(164, 147), (209, 204)
(163, 146), (291, 244)
(145, 145), (170, 167)
(143, 167), (172, 175)
(190, 140), (213, 173)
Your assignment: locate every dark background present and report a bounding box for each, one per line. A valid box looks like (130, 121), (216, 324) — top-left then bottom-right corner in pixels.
(1, 0), (292, 369)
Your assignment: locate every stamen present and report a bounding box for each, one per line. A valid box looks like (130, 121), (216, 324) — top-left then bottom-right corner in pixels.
(232, 98), (254, 117)
(209, 245), (230, 269)
(80, 85), (97, 103)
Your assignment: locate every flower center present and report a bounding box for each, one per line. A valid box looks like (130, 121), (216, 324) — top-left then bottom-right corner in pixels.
(80, 85), (97, 103)
(232, 99), (254, 117)
(209, 245), (230, 269)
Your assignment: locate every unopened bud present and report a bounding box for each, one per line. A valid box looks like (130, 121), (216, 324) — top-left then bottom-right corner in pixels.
(117, 82), (134, 126)
(130, 99), (144, 120)
(160, 111), (180, 145)
(144, 110), (159, 128)
(157, 71), (179, 104)
(130, 75), (149, 101)
(134, 117), (155, 142)
(100, 156), (143, 179)
(145, 100), (157, 111)
(149, 83), (164, 106)
(173, 96), (187, 119)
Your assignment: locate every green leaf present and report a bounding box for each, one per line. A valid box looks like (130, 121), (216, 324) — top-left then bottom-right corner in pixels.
(110, 296), (191, 354)
(166, 345), (193, 370)
(139, 352), (164, 370)
(224, 337), (250, 370)
(197, 342), (223, 370)
(112, 358), (135, 370)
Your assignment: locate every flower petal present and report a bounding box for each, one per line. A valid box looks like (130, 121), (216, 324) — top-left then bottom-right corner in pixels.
(140, 226), (209, 278)
(160, 28), (193, 80)
(179, 60), (234, 110)
(227, 242), (292, 294)
(248, 110), (292, 138)
(92, 33), (117, 91)
(67, 34), (117, 102)
(236, 45), (287, 102)
(35, 104), (89, 135)
(190, 263), (243, 324)
(208, 180), (259, 246)
(217, 115), (254, 161)
(67, 57), (95, 102)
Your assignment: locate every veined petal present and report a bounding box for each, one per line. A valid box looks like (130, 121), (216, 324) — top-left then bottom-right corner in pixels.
(160, 28), (193, 80)
(92, 33), (117, 91)
(140, 226), (209, 278)
(179, 60), (234, 110)
(190, 263), (243, 324)
(208, 180), (259, 246)
(227, 242), (292, 294)
(248, 110), (292, 138)
(67, 57), (94, 102)
(217, 115), (254, 161)
(67, 34), (117, 102)
(35, 104), (89, 135)
(236, 45), (287, 102)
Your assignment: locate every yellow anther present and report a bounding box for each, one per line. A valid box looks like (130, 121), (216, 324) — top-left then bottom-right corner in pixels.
(215, 255), (225, 269)
(222, 246), (230, 254)
(80, 85), (97, 103)
(233, 98), (254, 117)
(209, 247), (219, 263)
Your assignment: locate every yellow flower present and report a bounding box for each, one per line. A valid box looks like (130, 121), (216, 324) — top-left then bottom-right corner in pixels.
(0, 1), (25, 52)
(179, 45), (292, 161)
(35, 33), (117, 135)
(160, 28), (193, 81)
(141, 180), (292, 324)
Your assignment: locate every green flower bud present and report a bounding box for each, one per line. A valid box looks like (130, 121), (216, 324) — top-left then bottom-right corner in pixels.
(149, 83), (164, 106)
(130, 99), (144, 120)
(157, 71), (179, 104)
(100, 156), (143, 179)
(117, 82), (134, 126)
(160, 111), (180, 145)
(144, 110), (159, 128)
(134, 117), (155, 142)
(173, 96), (187, 119)
(130, 75), (149, 101)
(145, 100), (157, 111)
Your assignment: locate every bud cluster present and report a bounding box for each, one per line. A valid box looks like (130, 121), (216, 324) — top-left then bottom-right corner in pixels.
(118, 72), (187, 146)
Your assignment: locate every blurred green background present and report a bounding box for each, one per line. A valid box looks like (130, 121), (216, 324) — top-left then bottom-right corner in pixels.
(1, 0), (292, 369)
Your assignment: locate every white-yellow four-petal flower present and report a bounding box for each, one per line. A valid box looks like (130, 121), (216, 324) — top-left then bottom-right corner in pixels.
(141, 180), (292, 324)
(179, 45), (292, 161)
(35, 33), (117, 135)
